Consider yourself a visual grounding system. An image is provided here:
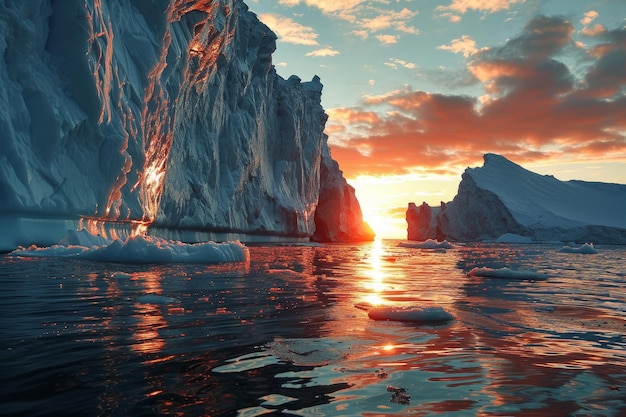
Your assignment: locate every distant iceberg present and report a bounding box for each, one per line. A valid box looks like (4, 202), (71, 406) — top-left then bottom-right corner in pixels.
(407, 154), (626, 244)
(496, 233), (533, 244)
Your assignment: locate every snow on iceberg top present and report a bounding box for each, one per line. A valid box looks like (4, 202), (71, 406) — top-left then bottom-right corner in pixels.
(465, 154), (626, 229)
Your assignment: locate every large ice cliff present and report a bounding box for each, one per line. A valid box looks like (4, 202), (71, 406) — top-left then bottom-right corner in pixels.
(0, 0), (372, 250)
(407, 154), (626, 244)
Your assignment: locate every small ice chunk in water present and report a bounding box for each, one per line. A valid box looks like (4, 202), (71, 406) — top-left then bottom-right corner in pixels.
(559, 243), (597, 254)
(367, 306), (454, 323)
(398, 239), (453, 249)
(467, 266), (548, 280)
(136, 294), (180, 305)
(268, 338), (346, 366)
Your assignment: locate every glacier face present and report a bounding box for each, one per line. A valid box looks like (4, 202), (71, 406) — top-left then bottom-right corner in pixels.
(407, 154), (626, 244)
(0, 0), (372, 248)
(312, 145), (375, 242)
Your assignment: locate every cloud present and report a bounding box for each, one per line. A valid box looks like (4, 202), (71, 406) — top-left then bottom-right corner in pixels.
(327, 107), (382, 124)
(279, 1), (419, 41)
(476, 16), (574, 62)
(581, 23), (606, 37)
(580, 10), (605, 37)
(582, 28), (626, 98)
(375, 34), (398, 45)
(278, 0), (365, 16)
(326, 16), (626, 178)
(436, 0), (526, 22)
(385, 58), (418, 70)
(258, 13), (319, 45)
(437, 0), (526, 14)
(439, 13), (462, 23)
(360, 8), (419, 34)
(438, 35), (482, 57)
(581, 10), (599, 26)
(305, 47), (340, 57)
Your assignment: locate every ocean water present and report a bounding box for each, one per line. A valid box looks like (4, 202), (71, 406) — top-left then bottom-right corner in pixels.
(1, 240), (625, 416)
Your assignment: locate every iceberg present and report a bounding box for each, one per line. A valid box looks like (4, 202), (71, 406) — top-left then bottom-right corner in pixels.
(407, 154), (626, 244)
(12, 230), (249, 264)
(558, 243), (598, 254)
(311, 146), (375, 242)
(0, 0), (372, 252)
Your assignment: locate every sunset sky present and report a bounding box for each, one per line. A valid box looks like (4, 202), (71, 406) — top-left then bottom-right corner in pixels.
(247, 0), (626, 238)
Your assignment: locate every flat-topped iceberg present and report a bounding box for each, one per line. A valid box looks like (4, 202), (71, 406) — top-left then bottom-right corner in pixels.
(407, 154), (626, 244)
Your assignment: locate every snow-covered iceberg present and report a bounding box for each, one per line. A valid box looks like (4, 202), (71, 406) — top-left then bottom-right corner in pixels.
(407, 154), (626, 244)
(0, 0), (372, 251)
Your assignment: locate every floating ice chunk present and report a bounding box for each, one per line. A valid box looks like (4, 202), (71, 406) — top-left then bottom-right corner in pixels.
(558, 243), (597, 254)
(398, 239), (453, 249)
(136, 294), (180, 305)
(268, 337), (346, 366)
(467, 266), (548, 280)
(367, 306), (454, 323)
(12, 230), (249, 264)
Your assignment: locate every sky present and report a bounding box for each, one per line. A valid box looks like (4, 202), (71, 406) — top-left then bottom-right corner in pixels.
(246, 0), (626, 239)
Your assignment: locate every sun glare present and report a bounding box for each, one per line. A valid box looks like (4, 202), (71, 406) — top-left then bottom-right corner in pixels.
(364, 213), (405, 240)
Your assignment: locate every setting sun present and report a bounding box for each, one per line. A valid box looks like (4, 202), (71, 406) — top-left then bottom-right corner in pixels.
(348, 172), (462, 240)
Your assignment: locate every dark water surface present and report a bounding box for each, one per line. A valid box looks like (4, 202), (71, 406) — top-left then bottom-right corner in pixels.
(1, 240), (625, 416)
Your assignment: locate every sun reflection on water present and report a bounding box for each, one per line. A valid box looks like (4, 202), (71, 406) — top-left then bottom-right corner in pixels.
(360, 238), (387, 306)
(131, 269), (167, 356)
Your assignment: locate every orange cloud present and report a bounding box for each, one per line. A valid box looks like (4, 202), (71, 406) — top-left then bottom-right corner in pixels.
(327, 108), (382, 124)
(278, 0), (364, 17)
(360, 8), (419, 34)
(581, 10), (599, 26)
(375, 34), (398, 45)
(436, 0), (526, 21)
(258, 13), (318, 46)
(305, 47), (340, 57)
(437, 0), (526, 14)
(327, 16), (626, 179)
(581, 23), (606, 37)
(438, 35), (481, 57)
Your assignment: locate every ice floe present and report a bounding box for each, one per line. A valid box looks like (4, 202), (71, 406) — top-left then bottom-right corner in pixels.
(398, 239), (453, 249)
(11, 229), (249, 264)
(467, 266), (548, 280)
(367, 306), (454, 324)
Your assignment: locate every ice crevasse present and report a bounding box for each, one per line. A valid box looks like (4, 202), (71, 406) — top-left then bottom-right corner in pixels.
(0, 0), (374, 251)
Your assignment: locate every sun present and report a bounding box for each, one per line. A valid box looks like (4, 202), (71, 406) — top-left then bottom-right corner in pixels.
(363, 213), (406, 240)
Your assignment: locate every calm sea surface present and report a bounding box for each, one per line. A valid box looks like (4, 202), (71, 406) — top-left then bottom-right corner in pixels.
(1, 240), (625, 416)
